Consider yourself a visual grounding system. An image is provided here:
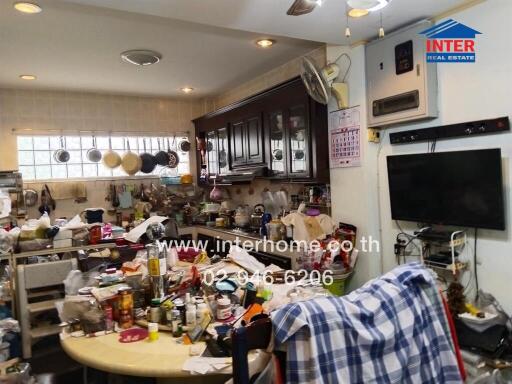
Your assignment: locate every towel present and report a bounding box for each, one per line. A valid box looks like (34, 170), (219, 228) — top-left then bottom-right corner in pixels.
(49, 182), (87, 201)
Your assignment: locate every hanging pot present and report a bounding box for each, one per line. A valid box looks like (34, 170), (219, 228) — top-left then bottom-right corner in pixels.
(140, 138), (157, 174)
(24, 189), (38, 207)
(86, 136), (102, 163)
(167, 137), (179, 169)
(179, 139), (191, 152)
(103, 137), (122, 169)
(154, 138), (170, 167)
(53, 136), (70, 163)
(121, 139), (142, 176)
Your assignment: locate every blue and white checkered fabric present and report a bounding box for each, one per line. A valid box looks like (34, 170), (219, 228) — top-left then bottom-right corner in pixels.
(271, 263), (462, 384)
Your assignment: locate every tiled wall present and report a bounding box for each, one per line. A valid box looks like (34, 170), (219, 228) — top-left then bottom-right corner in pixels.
(199, 46), (326, 113)
(0, 88), (202, 171)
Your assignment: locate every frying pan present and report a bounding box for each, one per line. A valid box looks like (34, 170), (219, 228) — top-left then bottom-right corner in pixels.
(24, 189), (38, 207)
(53, 137), (70, 163)
(86, 136), (102, 163)
(121, 139), (142, 176)
(167, 137), (179, 169)
(179, 139), (191, 152)
(154, 138), (170, 167)
(103, 137), (122, 169)
(140, 139), (157, 174)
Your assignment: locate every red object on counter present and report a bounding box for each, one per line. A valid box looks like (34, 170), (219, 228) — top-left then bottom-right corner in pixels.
(118, 328), (148, 343)
(177, 248), (201, 263)
(89, 225), (102, 245)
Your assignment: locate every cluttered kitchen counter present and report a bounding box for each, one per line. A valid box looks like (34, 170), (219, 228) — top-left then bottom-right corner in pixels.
(54, 218), (352, 380)
(0, 177), (360, 379)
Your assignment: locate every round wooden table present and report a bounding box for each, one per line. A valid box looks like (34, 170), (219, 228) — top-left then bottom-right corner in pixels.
(61, 332), (230, 383)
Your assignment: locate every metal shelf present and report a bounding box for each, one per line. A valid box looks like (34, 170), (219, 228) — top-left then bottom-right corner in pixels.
(12, 242), (117, 259)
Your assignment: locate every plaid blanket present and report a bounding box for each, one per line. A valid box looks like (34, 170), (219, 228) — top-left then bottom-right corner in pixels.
(271, 263), (462, 384)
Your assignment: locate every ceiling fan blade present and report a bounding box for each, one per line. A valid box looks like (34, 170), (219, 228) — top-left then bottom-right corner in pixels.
(286, 0), (317, 16)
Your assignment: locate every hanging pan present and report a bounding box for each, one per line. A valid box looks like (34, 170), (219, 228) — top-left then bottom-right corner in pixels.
(121, 139), (142, 176)
(154, 138), (170, 167)
(103, 137), (122, 169)
(167, 137), (180, 169)
(86, 136), (102, 163)
(140, 138), (157, 174)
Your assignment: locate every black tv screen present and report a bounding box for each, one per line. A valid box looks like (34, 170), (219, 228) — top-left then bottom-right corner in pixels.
(386, 149), (505, 230)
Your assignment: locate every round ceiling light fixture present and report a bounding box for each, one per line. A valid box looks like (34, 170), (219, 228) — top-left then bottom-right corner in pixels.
(19, 74), (36, 80)
(348, 8), (369, 17)
(347, 0), (391, 12)
(256, 39), (275, 48)
(180, 87), (194, 94)
(121, 50), (162, 66)
(13, 2), (42, 14)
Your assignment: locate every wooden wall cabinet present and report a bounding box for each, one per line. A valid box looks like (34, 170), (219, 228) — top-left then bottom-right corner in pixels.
(193, 77), (328, 184)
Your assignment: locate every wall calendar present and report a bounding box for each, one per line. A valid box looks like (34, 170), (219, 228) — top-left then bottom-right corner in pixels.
(328, 106), (361, 169)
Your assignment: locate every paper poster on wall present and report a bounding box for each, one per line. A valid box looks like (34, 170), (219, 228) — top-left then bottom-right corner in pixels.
(329, 106), (361, 168)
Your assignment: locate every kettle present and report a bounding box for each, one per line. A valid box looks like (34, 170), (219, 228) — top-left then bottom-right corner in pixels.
(234, 205), (250, 228)
(250, 204), (266, 231)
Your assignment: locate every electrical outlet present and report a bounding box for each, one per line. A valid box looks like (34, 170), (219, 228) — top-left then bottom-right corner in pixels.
(368, 128), (380, 143)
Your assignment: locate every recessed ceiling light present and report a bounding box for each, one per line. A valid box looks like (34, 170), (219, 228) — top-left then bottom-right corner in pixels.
(348, 8), (369, 17)
(256, 39), (275, 48)
(121, 50), (162, 66)
(180, 87), (194, 94)
(347, 0), (391, 12)
(13, 2), (42, 14)
(19, 74), (36, 80)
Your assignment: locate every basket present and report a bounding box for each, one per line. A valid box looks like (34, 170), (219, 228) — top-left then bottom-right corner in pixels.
(323, 270), (352, 296)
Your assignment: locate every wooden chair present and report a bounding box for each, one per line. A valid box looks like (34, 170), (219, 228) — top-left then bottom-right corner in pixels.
(17, 259), (77, 358)
(231, 317), (273, 384)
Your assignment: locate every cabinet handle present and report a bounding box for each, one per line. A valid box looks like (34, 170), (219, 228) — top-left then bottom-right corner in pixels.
(416, 64), (420, 77)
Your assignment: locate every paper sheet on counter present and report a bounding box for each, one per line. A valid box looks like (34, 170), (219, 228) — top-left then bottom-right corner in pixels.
(125, 216), (168, 243)
(182, 357), (231, 375)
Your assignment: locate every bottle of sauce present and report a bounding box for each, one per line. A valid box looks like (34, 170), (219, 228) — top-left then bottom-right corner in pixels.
(118, 287), (134, 329)
(147, 244), (164, 299)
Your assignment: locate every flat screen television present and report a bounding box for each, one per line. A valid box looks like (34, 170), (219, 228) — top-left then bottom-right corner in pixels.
(386, 148), (505, 230)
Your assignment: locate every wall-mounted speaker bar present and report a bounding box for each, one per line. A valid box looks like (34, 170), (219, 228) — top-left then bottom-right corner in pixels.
(390, 116), (510, 145)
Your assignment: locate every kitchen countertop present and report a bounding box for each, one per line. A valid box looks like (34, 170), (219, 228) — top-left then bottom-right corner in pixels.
(178, 225), (302, 269)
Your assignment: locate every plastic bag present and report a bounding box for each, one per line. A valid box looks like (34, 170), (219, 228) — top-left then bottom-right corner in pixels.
(63, 269), (100, 296)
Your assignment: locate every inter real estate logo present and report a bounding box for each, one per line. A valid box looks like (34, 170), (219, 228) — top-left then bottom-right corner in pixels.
(419, 19), (482, 63)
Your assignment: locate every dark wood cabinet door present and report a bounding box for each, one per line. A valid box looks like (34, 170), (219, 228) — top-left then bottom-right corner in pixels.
(230, 120), (246, 167)
(217, 127), (230, 174)
(206, 130), (219, 177)
(245, 114), (263, 164)
(267, 110), (286, 177)
(287, 104), (310, 178)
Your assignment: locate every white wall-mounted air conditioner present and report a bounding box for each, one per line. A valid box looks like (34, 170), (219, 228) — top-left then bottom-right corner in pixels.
(366, 20), (438, 128)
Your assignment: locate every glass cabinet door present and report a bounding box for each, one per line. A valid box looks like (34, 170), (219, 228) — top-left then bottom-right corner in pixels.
(269, 111), (286, 176)
(217, 127), (229, 175)
(288, 105), (308, 176)
(206, 130), (219, 177)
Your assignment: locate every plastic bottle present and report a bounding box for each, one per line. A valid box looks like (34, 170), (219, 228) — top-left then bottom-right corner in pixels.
(148, 322), (159, 341)
(171, 309), (183, 337)
(186, 304), (197, 328)
(196, 302), (209, 323)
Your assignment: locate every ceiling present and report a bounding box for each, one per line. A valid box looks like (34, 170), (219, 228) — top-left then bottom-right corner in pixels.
(0, 0), (320, 97)
(63, 0), (473, 44)
(0, 0), (474, 97)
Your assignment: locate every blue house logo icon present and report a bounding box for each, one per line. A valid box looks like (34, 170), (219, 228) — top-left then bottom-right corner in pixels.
(419, 19), (482, 63)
